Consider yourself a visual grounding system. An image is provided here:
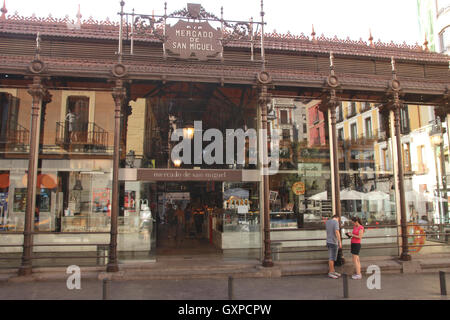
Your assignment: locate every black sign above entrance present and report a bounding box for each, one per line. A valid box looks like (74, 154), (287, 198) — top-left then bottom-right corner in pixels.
(165, 20), (222, 60)
(137, 169), (243, 182)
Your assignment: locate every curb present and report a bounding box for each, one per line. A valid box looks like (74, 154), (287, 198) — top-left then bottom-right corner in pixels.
(1, 256), (449, 282)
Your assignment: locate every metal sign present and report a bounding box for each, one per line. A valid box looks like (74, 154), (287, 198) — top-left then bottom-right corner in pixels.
(165, 20), (222, 60)
(292, 181), (305, 195)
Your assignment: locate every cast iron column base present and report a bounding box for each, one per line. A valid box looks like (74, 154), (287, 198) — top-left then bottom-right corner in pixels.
(18, 265), (32, 277)
(400, 252), (412, 261)
(262, 260), (274, 268)
(106, 264), (119, 273)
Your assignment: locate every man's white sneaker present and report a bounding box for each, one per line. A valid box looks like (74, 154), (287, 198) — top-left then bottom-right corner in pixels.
(328, 272), (339, 279)
(352, 274), (362, 280)
(332, 272), (341, 277)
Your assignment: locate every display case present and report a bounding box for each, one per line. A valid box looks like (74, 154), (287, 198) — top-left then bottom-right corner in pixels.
(61, 215), (110, 232)
(118, 215), (140, 233)
(270, 211), (297, 229)
(220, 209), (260, 233)
(35, 212), (53, 231)
(211, 207), (261, 250)
(2, 212), (25, 231)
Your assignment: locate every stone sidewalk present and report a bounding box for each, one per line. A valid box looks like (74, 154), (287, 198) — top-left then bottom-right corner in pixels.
(0, 253), (449, 300)
(0, 273), (448, 300)
(1, 253), (450, 283)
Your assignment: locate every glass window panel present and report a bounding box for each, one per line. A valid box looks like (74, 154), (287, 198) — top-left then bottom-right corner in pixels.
(338, 102), (399, 258)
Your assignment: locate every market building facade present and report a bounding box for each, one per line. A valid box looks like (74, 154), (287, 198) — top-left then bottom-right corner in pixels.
(0, 2), (448, 275)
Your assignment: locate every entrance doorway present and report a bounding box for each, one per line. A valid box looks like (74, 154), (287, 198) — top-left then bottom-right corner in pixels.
(65, 96), (89, 144)
(155, 181), (223, 256)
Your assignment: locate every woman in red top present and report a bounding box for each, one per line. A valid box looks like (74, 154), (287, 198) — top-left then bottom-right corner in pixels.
(347, 217), (364, 280)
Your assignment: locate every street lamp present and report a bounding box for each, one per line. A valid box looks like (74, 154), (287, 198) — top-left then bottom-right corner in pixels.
(429, 117), (448, 233)
(182, 121), (195, 140)
(183, 127), (194, 140)
(173, 159), (182, 168)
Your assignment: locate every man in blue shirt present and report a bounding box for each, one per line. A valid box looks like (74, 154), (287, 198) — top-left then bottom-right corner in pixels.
(326, 214), (342, 279)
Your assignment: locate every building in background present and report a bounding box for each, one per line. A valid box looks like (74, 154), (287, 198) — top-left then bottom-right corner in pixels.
(418, 0), (437, 51)
(418, 0), (450, 53)
(435, 0), (450, 54)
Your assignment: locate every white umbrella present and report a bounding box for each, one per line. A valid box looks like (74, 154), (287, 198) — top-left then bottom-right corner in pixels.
(340, 189), (366, 200)
(309, 191), (327, 201)
(406, 190), (447, 203)
(365, 191), (390, 201)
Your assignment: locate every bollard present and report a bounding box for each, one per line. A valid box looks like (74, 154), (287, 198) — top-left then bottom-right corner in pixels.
(103, 279), (110, 300)
(439, 271), (447, 296)
(228, 276), (234, 300)
(343, 274), (349, 299)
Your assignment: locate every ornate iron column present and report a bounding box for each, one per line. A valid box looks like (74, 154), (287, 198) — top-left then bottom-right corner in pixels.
(18, 33), (48, 276)
(18, 76), (45, 276)
(434, 94), (450, 225)
(320, 52), (342, 220)
(257, 71), (273, 268)
(386, 57), (411, 261)
(326, 94), (342, 219)
(107, 79), (127, 273)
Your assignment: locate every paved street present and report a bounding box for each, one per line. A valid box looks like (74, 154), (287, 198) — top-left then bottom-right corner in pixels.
(0, 273), (448, 300)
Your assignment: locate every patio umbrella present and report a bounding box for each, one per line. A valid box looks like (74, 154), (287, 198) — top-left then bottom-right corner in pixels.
(340, 189), (366, 200)
(365, 191), (390, 201)
(406, 190), (447, 203)
(309, 191), (327, 201)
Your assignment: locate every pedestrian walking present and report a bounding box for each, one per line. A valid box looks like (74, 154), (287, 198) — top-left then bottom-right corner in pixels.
(184, 203), (193, 235)
(347, 216), (365, 280)
(193, 206), (204, 238)
(166, 203), (176, 239)
(325, 214), (342, 279)
(175, 203), (185, 245)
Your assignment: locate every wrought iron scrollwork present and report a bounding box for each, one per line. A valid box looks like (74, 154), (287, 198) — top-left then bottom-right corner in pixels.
(169, 5), (221, 21)
(222, 21), (253, 43)
(120, 2), (261, 62)
(128, 4), (254, 43)
(132, 15), (166, 41)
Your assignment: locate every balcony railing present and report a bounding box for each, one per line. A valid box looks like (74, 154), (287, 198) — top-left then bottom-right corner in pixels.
(339, 131), (388, 147)
(56, 122), (108, 151)
(0, 123), (29, 151)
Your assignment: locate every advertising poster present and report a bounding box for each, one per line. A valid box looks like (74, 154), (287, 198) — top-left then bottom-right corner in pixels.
(13, 188), (27, 212)
(92, 188), (111, 213)
(124, 190), (136, 210)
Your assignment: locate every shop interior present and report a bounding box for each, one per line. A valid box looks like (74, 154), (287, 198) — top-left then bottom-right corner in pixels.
(149, 181), (260, 257)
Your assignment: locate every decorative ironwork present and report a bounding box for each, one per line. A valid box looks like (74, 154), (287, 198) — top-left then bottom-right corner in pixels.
(55, 122), (108, 151)
(133, 15), (165, 41)
(169, 3), (220, 21)
(121, 2), (261, 61)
